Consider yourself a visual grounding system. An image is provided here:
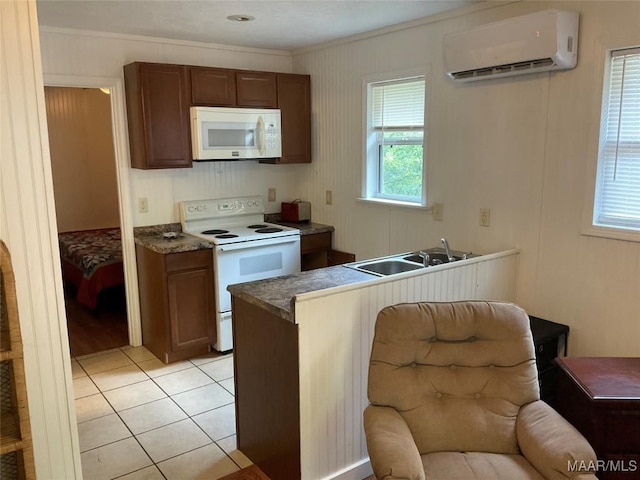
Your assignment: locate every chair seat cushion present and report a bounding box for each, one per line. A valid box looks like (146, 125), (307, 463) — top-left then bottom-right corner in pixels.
(422, 451), (545, 480)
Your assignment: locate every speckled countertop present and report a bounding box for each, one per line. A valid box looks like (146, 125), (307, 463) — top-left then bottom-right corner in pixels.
(133, 223), (212, 254)
(264, 214), (334, 236)
(227, 266), (374, 322)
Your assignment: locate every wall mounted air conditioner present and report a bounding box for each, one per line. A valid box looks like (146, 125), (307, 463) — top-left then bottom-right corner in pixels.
(443, 9), (579, 82)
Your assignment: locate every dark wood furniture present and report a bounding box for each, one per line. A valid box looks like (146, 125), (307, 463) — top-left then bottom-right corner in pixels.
(236, 71), (277, 107)
(233, 298), (300, 480)
(219, 464), (271, 480)
(190, 67), (236, 106)
(265, 74), (311, 164)
(135, 245), (215, 363)
(124, 62), (192, 169)
(528, 315), (569, 405)
(300, 231), (332, 270)
(556, 357), (640, 480)
(125, 62), (312, 168)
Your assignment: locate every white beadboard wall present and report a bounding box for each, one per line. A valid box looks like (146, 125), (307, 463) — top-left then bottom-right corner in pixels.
(38, 27), (302, 226)
(1, 1), (81, 477)
(291, 1), (640, 357)
(295, 251), (519, 479)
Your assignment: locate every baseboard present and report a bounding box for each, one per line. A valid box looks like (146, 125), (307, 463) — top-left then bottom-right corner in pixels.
(321, 458), (373, 480)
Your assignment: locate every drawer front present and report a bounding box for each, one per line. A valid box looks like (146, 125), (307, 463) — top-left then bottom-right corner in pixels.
(166, 249), (213, 272)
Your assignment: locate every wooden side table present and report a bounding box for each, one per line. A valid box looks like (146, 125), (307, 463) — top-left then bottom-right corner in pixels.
(555, 357), (640, 480)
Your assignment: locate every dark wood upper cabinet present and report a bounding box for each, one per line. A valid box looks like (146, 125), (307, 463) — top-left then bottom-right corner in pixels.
(124, 62), (311, 167)
(190, 67), (237, 106)
(124, 62), (192, 169)
(236, 71), (278, 107)
(262, 73), (311, 164)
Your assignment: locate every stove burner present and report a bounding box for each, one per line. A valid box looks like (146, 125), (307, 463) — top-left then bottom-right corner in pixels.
(255, 227), (283, 233)
(247, 224), (268, 229)
(215, 234), (239, 239)
(202, 229), (229, 235)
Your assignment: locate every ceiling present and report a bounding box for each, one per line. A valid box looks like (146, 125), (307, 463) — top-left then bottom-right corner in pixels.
(36, 0), (478, 51)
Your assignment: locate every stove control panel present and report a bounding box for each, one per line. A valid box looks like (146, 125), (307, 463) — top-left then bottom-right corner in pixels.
(180, 196), (265, 223)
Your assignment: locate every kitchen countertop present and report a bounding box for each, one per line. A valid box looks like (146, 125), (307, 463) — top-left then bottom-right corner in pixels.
(134, 223), (212, 254)
(264, 214), (334, 236)
(228, 265), (374, 322)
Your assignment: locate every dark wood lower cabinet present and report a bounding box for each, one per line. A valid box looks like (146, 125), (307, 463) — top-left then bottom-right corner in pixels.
(233, 297), (301, 480)
(136, 245), (215, 363)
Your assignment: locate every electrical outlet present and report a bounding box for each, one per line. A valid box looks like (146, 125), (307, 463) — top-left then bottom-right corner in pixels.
(432, 203), (443, 221)
(325, 190), (333, 205)
(268, 188), (276, 202)
(138, 197), (149, 213)
(480, 208), (491, 227)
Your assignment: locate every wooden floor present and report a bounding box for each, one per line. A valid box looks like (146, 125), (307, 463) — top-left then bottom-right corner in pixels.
(65, 284), (129, 357)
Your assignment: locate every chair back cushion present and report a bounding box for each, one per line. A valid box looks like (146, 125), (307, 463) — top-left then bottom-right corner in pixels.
(368, 301), (539, 455)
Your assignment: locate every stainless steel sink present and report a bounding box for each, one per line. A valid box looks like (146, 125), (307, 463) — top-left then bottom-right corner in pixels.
(343, 247), (477, 277)
(351, 259), (424, 276)
(403, 252), (463, 266)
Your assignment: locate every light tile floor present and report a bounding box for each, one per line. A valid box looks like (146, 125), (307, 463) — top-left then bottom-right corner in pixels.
(72, 346), (252, 480)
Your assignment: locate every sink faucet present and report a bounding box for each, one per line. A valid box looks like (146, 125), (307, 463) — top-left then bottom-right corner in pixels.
(418, 251), (430, 267)
(441, 238), (455, 262)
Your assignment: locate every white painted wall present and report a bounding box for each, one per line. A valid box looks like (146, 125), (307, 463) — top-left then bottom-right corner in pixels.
(39, 27), (302, 227)
(1, 2), (81, 477)
(290, 1), (640, 357)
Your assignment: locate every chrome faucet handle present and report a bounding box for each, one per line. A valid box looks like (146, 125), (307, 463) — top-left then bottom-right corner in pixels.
(441, 238), (454, 262)
(462, 252), (471, 260)
(418, 251), (430, 267)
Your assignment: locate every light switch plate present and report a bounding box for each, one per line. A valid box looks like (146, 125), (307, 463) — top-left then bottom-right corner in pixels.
(432, 203), (443, 221)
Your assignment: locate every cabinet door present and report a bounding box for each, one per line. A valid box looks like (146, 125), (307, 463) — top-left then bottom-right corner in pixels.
(124, 62), (192, 169)
(236, 71), (277, 107)
(167, 266), (215, 351)
(190, 67), (236, 106)
(274, 74), (311, 164)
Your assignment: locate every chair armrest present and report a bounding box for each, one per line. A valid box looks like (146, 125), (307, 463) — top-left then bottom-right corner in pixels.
(364, 405), (425, 480)
(517, 400), (598, 479)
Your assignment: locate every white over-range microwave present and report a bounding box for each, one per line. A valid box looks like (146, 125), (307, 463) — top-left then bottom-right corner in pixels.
(190, 106), (282, 161)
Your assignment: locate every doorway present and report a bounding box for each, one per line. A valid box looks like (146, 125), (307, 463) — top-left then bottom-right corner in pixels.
(45, 85), (128, 357)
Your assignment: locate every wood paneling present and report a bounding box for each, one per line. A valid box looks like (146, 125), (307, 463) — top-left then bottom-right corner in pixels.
(45, 86), (120, 232)
(290, 2), (640, 359)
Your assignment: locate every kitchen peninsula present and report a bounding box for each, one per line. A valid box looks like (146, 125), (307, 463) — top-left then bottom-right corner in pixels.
(228, 249), (519, 480)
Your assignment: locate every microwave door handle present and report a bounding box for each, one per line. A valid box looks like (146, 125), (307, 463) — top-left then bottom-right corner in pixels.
(257, 116), (265, 156)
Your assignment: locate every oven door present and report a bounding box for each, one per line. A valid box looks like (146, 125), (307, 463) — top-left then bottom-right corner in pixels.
(214, 235), (301, 313)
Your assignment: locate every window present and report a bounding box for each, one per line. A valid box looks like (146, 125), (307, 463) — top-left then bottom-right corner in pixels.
(592, 47), (640, 233)
(364, 76), (425, 205)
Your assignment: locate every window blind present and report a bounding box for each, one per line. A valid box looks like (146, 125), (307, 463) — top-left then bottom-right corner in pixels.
(596, 47), (640, 230)
(371, 78), (425, 130)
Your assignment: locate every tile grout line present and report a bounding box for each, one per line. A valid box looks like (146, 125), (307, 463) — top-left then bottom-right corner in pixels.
(74, 347), (244, 479)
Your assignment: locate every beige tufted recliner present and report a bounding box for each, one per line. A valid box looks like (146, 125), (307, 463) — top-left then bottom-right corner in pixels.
(364, 301), (598, 480)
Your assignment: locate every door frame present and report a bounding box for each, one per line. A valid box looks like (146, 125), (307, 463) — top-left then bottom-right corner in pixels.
(45, 74), (142, 346)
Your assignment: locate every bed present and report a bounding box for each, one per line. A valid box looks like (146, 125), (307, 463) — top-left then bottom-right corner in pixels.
(59, 228), (124, 309)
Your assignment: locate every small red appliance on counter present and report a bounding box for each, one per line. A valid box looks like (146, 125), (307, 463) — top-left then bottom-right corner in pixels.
(281, 200), (311, 222)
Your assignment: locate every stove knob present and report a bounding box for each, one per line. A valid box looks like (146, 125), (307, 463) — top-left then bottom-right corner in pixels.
(197, 205), (204, 212)
(187, 206), (196, 212)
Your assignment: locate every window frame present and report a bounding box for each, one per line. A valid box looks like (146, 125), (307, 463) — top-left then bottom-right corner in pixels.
(361, 69), (429, 208)
(582, 41), (640, 243)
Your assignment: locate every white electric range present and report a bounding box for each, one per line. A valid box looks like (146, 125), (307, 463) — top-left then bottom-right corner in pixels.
(180, 196), (300, 352)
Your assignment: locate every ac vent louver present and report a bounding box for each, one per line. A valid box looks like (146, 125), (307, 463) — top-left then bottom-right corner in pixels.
(451, 58), (556, 81)
(443, 10), (579, 83)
